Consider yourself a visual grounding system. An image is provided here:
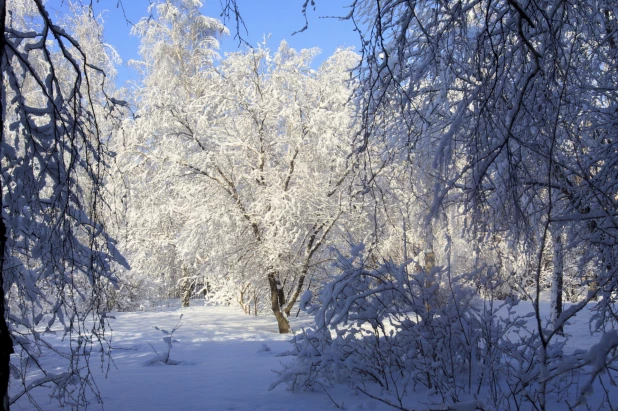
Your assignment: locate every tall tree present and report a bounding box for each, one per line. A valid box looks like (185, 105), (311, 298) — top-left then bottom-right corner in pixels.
(112, 0), (229, 307)
(334, 0), (618, 328)
(1, 1), (127, 408)
(121, 0), (360, 332)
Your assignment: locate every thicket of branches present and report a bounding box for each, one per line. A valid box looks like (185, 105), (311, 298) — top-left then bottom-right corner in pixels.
(2, 0), (618, 409)
(271, 0), (618, 409)
(1, 1), (127, 409)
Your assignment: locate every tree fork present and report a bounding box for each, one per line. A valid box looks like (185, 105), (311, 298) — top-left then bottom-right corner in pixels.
(284, 219), (337, 317)
(284, 264), (308, 317)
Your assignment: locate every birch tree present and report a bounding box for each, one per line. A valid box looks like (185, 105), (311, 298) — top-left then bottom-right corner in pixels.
(330, 0), (618, 327)
(276, 1), (618, 408)
(1, 1), (127, 409)
(111, 0), (228, 307)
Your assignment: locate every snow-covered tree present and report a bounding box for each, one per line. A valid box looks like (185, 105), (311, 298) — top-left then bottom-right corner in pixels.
(267, 0), (618, 408)
(109, 0), (228, 308)
(119, 0), (360, 332)
(327, 0), (618, 326)
(1, 1), (127, 409)
(186, 43), (358, 333)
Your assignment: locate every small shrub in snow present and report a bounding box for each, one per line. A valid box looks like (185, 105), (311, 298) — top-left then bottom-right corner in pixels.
(145, 315), (183, 366)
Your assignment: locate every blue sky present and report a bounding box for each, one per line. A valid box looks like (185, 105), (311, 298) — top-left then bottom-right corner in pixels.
(47, 0), (360, 87)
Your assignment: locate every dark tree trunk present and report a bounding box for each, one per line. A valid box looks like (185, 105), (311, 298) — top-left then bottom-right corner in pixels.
(268, 273), (290, 334)
(277, 282), (285, 307)
(423, 221), (436, 316)
(0, 221), (12, 411)
(181, 279), (191, 308)
(0, 2), (15, 408)
(181, 266), (191, 308)
(550, 226), (564, 335)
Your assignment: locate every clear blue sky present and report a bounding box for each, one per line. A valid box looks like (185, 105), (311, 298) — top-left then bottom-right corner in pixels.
(46, 0), (360, 87)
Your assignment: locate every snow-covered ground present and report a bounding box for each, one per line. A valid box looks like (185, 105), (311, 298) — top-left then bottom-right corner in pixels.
(9, 298), (616, 410)
(10, 302), (395, 411)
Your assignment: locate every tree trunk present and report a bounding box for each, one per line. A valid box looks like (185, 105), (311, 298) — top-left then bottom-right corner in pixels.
(237, 284), (249, 314)
(424, 250), (435, 275)
(424, 218), (436, 275)
(0, 2), (15, 408)
(181, 266), (191, 308)
(0, 220), (12, 411)
(181, 284), (191, 307)
(268, 272), (290, 334)
(252, 290), (258, 316)
(424, 218), (436, 315)
(276, 274), (285, 308)
(550, 226), (564, 335)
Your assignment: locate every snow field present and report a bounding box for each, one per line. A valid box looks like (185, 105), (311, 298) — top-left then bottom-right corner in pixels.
(10, 298), (618, 411)
(12, 303), (393, 410)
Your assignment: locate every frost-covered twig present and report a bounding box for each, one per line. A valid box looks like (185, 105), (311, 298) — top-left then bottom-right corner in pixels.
(146, 315), (183, 365)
